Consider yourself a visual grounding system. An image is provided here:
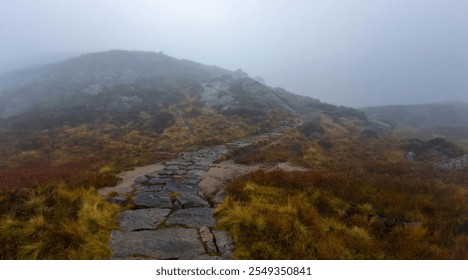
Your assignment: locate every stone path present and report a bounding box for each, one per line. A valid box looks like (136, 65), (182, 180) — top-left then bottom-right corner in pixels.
(109, 125), (296, 259)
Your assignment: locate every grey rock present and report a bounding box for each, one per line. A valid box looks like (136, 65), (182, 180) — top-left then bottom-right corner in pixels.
(184, 179), (202, 186)
(175, 193), (210, 208)
(434, 154), (468, 171)
(194, 165), (210, 170)
(405, 152), (417, 161)
(164, 182), (198, 194)
(174, 170), (187, 175)
(188, 169), (205, 177)
(159, 170), (175, 176)
(133, 192), (173, 209)
(135, 176), (149, 184)
(110, 229), (205, 259)
(199, 226), (217, 254)
(212, 230), (234, 259)
(118, 208), (170, 231)
(166, 208), (215, 228)
(185, 174), (203, 181)
(147, 177), (167, 185)
(134, 185), (163, 193)
(165, 165), (180, 170)
(212, 189), (226, 206)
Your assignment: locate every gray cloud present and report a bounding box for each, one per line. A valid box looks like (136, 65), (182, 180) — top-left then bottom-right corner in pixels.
(1, 0), (467, 107)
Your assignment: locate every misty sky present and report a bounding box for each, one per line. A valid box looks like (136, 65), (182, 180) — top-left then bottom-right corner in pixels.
(1, 0), (467, 107)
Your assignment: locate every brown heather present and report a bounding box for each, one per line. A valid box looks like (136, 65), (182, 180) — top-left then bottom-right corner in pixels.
(216, 123), (467, 260)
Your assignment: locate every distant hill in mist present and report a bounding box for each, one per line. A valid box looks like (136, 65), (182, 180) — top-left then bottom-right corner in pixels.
(361, 102), (468, 128)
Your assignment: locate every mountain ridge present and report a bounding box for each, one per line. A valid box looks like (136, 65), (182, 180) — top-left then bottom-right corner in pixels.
(0, 50), (249, 118)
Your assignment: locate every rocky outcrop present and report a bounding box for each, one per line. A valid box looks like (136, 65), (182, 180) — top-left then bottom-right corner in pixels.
(0, 50), (248, 118)
(401, 138), (465, 160)
(434, 154), (468, 171)
(201, 77), (301, 114)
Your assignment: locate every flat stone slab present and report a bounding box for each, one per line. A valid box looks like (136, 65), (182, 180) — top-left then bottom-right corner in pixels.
(164, 182), (198, 194)
(134, 185), (163, 193)
(135, 176), (149, 184)
(110, 228), (205, 259)
(118, 208), (171, 231)
(183, 179), (202, 186)
(146, 177), (168, 185)
(175, 193), (210, 208)
(188, 169), (205, 177)
(166, 208), (215, 228)
(133, 192), (173, 209)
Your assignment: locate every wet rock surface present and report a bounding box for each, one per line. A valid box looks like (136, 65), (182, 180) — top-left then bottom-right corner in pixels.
(109, 125), (294, 259)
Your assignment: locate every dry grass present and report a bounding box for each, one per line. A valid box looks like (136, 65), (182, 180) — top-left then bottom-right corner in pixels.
(216, 135), (467, 260)
(0, 183), (119, 259)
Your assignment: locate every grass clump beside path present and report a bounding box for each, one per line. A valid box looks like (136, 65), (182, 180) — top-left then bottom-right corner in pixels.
(0, 184), (119, 259)
(0, 159), (121, 259)
(215, 169), (467, 259)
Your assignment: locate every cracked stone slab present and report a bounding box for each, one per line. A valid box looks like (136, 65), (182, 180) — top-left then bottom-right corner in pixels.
(147, 177), (168, 185)
(212, 230), (234, 259)
(134, 185), (163, 193)
(199, 226), (217, 254)
(166, 208), (215, 228)
(188, 169), (206, 177)
(110, 228), (205, 259)
(135, 176), (149, 184)
(185, 174), (203, 181)
(118, 208), (171, 231)
(133, 192), (173, 208)
(138, 177), (167, 186)
(175, 193), (210, 208)
(165, 165), (180, 170)
(164, 182), (198, 194)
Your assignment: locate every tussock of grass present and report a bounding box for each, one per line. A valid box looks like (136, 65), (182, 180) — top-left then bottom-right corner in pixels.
(216, 168), (466, 259)
(0, 184), (119, 259)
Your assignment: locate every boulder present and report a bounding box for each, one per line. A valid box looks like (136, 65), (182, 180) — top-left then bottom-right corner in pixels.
(434, 154), (468, 171)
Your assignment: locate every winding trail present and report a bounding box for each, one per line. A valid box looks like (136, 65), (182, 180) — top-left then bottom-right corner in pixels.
(107, 125), (295, 259)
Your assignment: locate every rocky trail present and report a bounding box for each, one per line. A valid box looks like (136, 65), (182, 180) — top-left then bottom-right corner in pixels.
(107, 125), (296, 260)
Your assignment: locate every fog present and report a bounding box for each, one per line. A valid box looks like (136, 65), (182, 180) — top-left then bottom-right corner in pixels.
(1, 0), (467, 107)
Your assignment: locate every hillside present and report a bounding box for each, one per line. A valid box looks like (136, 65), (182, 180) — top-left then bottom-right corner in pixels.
(362, 102), (468, 128)
(0, 50), (466, 260)
(0, 50), (364, 169)
(361, 102), (468, 147)
(0, 50), (248, 118)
